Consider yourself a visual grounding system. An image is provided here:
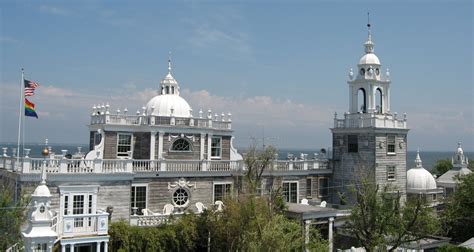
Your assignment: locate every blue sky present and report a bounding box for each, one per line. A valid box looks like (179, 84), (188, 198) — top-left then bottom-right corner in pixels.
(0, 0), (472, 151)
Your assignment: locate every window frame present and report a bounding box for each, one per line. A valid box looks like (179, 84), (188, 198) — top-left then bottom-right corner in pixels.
(117, 133), (133, 158)
(211, 136), (222, 159)
(306, 178), (312, 198)
(387, 165), (396, 181)
(387, 135), (396, 155)
(172, 188), (190, 207)
(131, 183), (148, 215)
(170, 138), (193, 152)
(213, 182), (232, 203)
(282, 181), (299, 203)
(348, 135), (358, 153)
(318, 177), (329, 198)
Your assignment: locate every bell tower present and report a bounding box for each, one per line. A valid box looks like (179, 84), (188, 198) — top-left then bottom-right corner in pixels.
(331, 17), (409, 204)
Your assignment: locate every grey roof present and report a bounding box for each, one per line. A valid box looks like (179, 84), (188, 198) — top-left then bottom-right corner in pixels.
(285, 203), (349, 220)
(460, 237), (474, 249)
(437, 168), (472, 185)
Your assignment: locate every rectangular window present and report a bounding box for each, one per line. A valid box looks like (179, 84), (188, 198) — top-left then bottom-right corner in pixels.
(64, 195), (69, 215)
(387, 166), (396, 181)
(387, 135), (396, 154)
(348, 135), (358, 153)
(211, 137), (222, 158)
(117, 133), (133, 157)
(306, 178), (312, 198)
(318, 178), (329, 198)
(131, 185), (147, 215)
(213, 183), (232, 202)
(73, 195), (85, 228)
(283, 181), (298, 203)
(93, 132), (102, 146)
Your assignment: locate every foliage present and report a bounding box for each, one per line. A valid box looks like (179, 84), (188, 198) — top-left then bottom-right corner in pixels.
(345, 176), (439, 252)
(108, 145), (328, 251)
(441, 173), (474, 242)
(438, 244), (474, 252)
(434, 159), (453, 175)
(0, 180), (29, 251)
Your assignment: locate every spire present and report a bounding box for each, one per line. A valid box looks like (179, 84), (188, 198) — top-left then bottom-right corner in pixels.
(414, 148), (423, 168)
(364, 12), (374, 54)
(168, 51), (172, 74)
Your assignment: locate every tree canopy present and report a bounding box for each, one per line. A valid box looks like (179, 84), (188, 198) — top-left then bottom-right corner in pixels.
(441, 173), (474, 242)
(0, 181), (29, 251)
(345, 176), (439, 252)
(434, 159), (453, 176)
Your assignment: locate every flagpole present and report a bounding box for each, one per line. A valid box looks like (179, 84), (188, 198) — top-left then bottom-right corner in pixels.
(16, 68), (24, 168)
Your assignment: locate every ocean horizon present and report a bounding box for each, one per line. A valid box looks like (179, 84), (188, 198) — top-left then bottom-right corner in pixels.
(1, 142), (471, 173)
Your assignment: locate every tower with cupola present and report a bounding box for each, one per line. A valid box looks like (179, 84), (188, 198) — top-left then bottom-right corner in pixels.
(331, 18), (409, 204)
(22, 167), (57, 252)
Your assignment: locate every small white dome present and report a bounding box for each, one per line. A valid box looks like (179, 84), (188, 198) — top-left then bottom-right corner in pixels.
(146, 95), (191, 117)
(407, 168), (437, 190)
(359, 53), (380, 65)
(32, 184), (52, 197)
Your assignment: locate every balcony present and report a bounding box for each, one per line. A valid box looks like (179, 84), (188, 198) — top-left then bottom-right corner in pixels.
(333, 112), (407, 129)
(90, 113), (232, 130)
(52, 212), (109, 238)
(0, 155), (330, 175)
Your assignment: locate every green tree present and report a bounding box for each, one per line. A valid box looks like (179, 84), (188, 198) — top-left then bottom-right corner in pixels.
(434, 159), (453, 175)
(345, 176), (439, 252)
(438, 244), (474, 252)
(0, 181), (29, 251)
(441, 173), (474, 242)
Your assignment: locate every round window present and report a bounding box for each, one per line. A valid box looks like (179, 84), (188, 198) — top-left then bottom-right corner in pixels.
(39, 206), (45, 213)
(172, 188), (189, 206)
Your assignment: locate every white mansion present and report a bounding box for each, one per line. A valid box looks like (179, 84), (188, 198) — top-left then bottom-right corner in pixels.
(1, 23), (468, 252)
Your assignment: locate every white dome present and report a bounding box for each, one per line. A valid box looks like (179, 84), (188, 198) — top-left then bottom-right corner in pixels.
(146, 94), (191, 117)
(33, 184), (52, 197)
(407, 168), (437, 190)
(359, 53), (380, 65)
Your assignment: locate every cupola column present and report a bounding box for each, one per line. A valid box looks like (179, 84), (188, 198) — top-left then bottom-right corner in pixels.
(158, 132), (164, 159)
(150, 131), (157, 160)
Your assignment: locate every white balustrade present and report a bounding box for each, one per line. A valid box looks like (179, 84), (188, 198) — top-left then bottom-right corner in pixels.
(61, 212), (109, 238)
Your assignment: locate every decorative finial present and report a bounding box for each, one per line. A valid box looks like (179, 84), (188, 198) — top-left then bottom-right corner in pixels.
(415, 148), (422, 168)
(168, 51), (172, 74)
(367, 12), (372, 40)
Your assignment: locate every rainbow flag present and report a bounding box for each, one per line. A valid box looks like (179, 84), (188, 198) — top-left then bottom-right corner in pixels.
(25, 98), (38, 118)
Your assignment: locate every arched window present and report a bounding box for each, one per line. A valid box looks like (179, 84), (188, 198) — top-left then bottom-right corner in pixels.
(376, 88), (383, 114)
(358, 88), (366, 113)
(166, 86), (170, 94)
(171, 138), (192, 151)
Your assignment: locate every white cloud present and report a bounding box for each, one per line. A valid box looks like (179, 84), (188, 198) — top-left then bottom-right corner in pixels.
(0, 83), (471, 150)
(39, 5), (70, 16)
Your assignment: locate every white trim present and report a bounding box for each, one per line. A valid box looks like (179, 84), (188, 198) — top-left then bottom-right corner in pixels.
(116, 133), (133, 158)
(212, 181), (233, 203)
(282, 180), (299, 203)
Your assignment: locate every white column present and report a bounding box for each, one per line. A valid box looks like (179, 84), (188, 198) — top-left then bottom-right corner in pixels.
(71, 243), (75, 252)
(104, 241), (108, 252)
(96, 242), (101, 252)
(304, 220), (311, 252)
(150, 131), (156, 160)
(61, 244), (66, 252)
(207, 134), (212, 160)
(200, 133), (205, 160)
(158, 132), (164, 159)
(328, 217), (334, 252)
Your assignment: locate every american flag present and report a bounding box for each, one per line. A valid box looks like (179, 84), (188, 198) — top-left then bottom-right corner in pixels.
(24, 79), (39, 96)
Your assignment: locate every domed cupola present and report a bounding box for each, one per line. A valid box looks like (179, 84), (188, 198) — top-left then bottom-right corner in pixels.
(357, 21), (381, 78)
(145, 55), (192, 118)
(407, 150), (437, 190)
